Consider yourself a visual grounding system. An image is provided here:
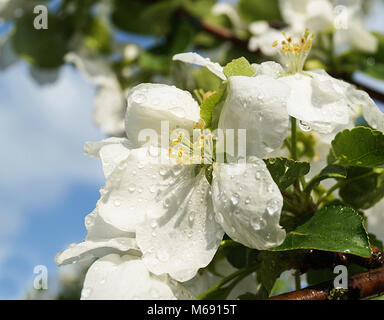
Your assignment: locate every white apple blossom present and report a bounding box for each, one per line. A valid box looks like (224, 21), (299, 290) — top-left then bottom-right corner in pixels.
(175, 28), (384, 137)
(80, 254), (194, 300)
(248, 21), (287, 56)
(56, 78), (287, 298)
(65, 50), (126, 136)
(279, 0), (378, 54)
(212, 2), (247, 31)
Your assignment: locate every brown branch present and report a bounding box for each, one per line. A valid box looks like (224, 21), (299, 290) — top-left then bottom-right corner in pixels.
(267, 246), (384, 300)
(267, 265), (384, 300)
(179, 10), (384, 102)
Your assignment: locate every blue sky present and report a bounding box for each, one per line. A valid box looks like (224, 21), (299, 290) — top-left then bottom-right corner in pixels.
(0, 62), (105, 299)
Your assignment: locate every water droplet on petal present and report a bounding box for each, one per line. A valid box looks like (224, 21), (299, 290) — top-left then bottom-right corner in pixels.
(81, 287), (92, 299)
(157, 250), (169, 262)
(132, 92), (146, 104)
(128, 184), (136, 192)
(231, 193), (240, 206)
(113, 199), (121, 207)
(216, 212), (224, 224)
(266, 199), (280, 215)
(299, 120), (312, 132)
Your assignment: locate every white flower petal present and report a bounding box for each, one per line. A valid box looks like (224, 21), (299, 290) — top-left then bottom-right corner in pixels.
(96, 145), (197, 233)
(212, 3), (245, 30)
(55, 207), (140, 266)
(218, 75), (290, 158)
(348, 88), (384, 132)
(94, 85), (126, 136)
(81, 254), (194, 300)
(252, 61), (284, 78)
(137, 170), (223, 282)
(279, 0), (333, 34)
(212, 158), (286, 250)
(125, 83), (200, 147)
(65, 52), (117, 87)
(55, 237), (139, 266)
(248, 28), (285, 56)
(172, 52), (226, 80)
(280, 72), (351, 133)
(85, 138), (132, 178)
(249, 21), (270, 35)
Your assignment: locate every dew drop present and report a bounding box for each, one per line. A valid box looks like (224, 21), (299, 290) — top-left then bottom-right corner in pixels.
(298, 120), (312, 132)
(85, 216), (94, 228)
(157, 250), (169, 262)
(113, 199), (121, 207)
(231, 193), (240, 206)
(151, 221), (158, 229)
(163, 198), (171, 208)
(128, 184), (136, 192)
(251, 217), (266, 230)
(266, 199), (280, 215)
(132, 92), (146, 104)
(216, 212), (224, 224)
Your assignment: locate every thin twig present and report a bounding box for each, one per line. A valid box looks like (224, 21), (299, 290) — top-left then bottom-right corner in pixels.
(267, 265), (384, 300)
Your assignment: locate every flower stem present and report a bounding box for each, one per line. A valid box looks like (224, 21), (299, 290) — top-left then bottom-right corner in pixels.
(197, 264), (258, 300)
(295, 271), (301, 290)
(291, 117), (297, 161)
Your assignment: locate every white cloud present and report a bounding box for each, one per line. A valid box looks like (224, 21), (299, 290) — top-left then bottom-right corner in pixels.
(0, 62), (106, 298)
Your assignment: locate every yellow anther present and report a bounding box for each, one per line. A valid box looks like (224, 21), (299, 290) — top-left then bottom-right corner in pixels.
(272, 29), (315, 74)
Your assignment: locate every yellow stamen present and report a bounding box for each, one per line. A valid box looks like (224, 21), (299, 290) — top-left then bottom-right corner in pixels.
(272, 29), (315, 74)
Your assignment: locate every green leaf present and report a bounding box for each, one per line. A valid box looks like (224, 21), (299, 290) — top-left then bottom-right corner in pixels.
(223, 57), (255, 78)
(12, 14), (71, 68)
(327, 127), (384, 168)
(200, 83), (227, 128)
(111, 0), (178, 36)
(238, 0), (281, 22)
(264, 157), (310, 191)
(84, 18), (111, 54)
(271, 205), (371, 258)
(256, 250), (305, 294)
(304, 164), (347, 194)
(339, 167), (384, 209)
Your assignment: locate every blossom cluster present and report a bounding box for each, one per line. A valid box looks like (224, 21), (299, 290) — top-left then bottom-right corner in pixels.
(55, 24), (384, 299)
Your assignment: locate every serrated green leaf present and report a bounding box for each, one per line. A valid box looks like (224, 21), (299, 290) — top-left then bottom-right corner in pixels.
(327, 127), (384, 168)
(339, 167), (384, 209)
(200, 83), (227, 128)
(223, 57), (255, 78)
(264, 157), (310, 191)
(271, 205), (371, 258)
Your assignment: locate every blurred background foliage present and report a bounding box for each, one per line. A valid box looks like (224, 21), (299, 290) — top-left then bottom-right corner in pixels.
(1, 0), (383, 299)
